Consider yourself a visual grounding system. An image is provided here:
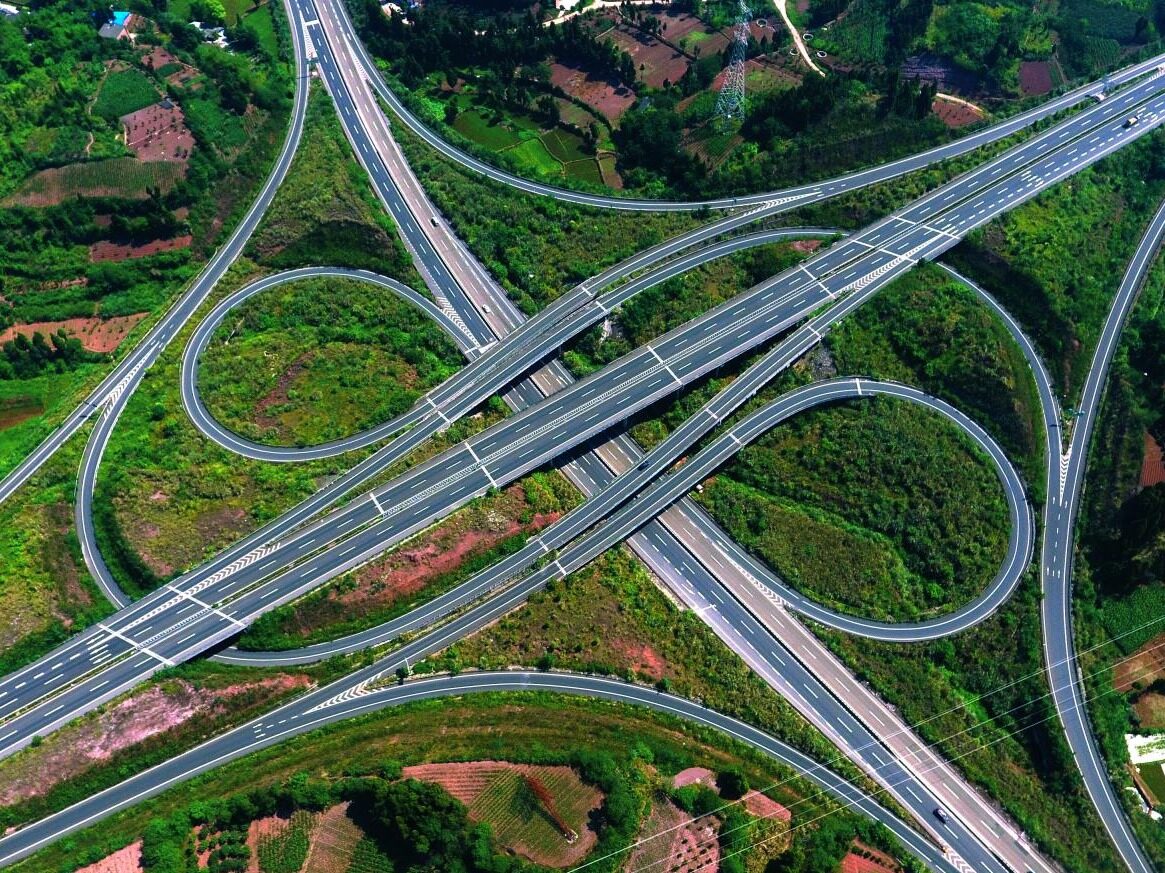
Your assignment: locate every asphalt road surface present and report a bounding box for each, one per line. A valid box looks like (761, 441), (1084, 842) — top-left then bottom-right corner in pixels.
(3, 61), (1161, 765)
(1041, 196), (1165, 873)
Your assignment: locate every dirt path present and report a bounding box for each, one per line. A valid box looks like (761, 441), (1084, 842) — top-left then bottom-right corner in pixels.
(936, 91), (984, 115)
(773, 0), (824, 76)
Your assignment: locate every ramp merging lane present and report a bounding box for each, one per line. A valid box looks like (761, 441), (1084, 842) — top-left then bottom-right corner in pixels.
(3, 64), (1164, 764)
(1041, 197), (1165, 873)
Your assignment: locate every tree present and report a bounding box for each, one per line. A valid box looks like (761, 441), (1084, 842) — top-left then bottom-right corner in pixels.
(717, 766), (749, 799)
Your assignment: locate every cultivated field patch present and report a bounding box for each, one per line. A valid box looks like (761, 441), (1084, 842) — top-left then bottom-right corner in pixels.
(604, 23), (691, 88)
(121, 101), (195, 163)
(401, 761), (602, 867)
(4, 158), (186, 206)
(622, 800), (720, 873)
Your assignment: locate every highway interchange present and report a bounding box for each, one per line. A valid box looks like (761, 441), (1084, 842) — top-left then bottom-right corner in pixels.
(0, 1), (1164, 870)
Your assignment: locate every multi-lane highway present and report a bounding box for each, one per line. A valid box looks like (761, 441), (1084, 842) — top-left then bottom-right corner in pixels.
(3, 50), (1162, 769)
(2, 4), (1163, 869)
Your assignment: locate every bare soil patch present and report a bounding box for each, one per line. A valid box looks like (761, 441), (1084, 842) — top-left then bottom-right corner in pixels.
(551, 62), (636, 121)
(121, 101), (195, 163)
(77, 842), (144, 873)
(606, 23), (691, 88)
(0, 313), (148, 354)
(932, 98), (981, 128)
(0, 396), (43, 431)
(1114, 632), (1165, 693)
(1141, 432), (1165, 488)
(612, 640), (666, 680)
(91, 235), (192, 261)
(1133, 692), (1165, 730)
(1019, 61), (1053, 97)
(0, 676), (309, 807)
(672, 766), (714, 789)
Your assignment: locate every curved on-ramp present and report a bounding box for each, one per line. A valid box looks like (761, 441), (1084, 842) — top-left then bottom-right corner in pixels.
(0, 671), (959, 873)
(180, 267), (475, 464)
(218, 376), (1033, 666)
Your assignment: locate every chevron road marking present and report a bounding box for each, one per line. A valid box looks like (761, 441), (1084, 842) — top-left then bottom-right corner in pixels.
(96, 624), (173, 666)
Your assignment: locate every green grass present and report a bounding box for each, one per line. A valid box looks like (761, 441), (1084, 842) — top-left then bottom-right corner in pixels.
(453, 110), (523, 150)
(245, 4), (280, 57)
(828, 263), (1043, 484)
(0, 429), (110, 673)
(183, 97), (250, 155)
(1141, 762), (1165, 803)
(198, 276), (462, 447)
(246, 86), (418, 279)
(564, 158), (603, 184)
(699, 396), (1010, 621)
(504, 136), (562, 176)
(542, 127), (590, 163)
(92, 68), (159, 121)
(0, 368), (105, 477)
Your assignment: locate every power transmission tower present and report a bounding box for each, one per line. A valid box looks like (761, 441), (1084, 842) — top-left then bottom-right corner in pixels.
(714, 0), (751, 125)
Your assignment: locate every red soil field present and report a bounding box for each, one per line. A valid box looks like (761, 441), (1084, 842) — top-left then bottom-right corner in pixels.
(1019, 61), (1053, 97)
(0, 313), (149, 354)
(672, 766), (714, 788)
(90, 235), (192, 262)
(932, 98), (981, 128)
(121, 101), (195, 163)
(551, 62), (636, 121)
(1141, 431), (1165, 488)
(1114, 632), (1165, 693)
(76, 843), (143, 873)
